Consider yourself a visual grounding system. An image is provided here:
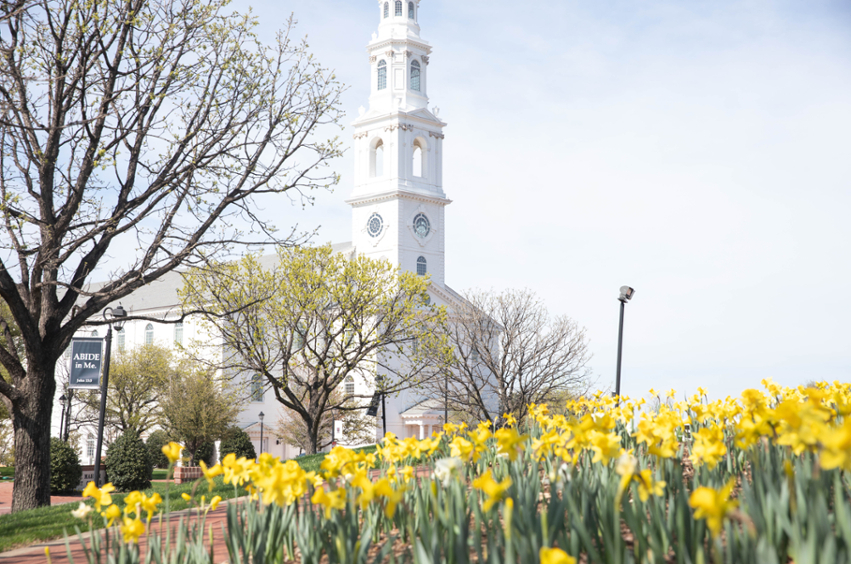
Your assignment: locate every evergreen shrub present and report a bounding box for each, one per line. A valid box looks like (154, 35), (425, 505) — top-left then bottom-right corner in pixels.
(219, 426), (256, 462)
(104, 430), (151, 491)
(191, 441), (216, 466)
(145, 430), (170, 469)
(50, 438), (82, 494)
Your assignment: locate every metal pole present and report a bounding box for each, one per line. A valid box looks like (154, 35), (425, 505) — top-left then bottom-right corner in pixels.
(58, 397), (66, 442)
(381, 392), (387, 437)
(615, 299), (626, 399)
(63, 391), (73, 442)
(93, 327), (113, 488)
(259, 421), (264, 455)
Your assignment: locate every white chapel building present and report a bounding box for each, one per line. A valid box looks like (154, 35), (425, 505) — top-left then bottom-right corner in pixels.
(54, 0), (464, 461)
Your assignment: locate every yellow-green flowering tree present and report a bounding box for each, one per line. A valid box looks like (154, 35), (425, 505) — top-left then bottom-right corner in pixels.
(180, 245), (451, 454)
(0, 0), (344, 510)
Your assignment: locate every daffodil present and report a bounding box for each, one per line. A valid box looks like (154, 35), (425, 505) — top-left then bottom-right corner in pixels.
(433, 457), (463, 487)
(199, 460), (223, 491)
(102, 504), (121, 527)
(208, 495), (222, 512)
(540, 547), (576, 564)
(71, 502), (93, 520)
(82, 482), (115, 511)
(311, 487), (346, 518)
(634, 469), (666, 502)
(502, 413), (517, 427)
(689, 480), (738, 537)
(472, 470), (512, 512)
(494, 427), (528, 461)
(120, 516), (146, 543)
(161, 442), (183, 465)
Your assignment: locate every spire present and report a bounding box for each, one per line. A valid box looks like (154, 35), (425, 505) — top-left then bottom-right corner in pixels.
(366, 0), (431, 114)
(376, 0), (421, 39)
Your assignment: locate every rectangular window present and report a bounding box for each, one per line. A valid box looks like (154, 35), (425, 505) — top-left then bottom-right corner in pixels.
(117, 330), (125, 351)
(86, 435), (95, 461)
(174, 322), (183, 345)
(378, 67), (387, 91)
(395, 1), (402, 16)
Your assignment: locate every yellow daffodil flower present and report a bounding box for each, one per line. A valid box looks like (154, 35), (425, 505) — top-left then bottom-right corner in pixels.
(120, 516), (146, 543)
(161, 442), (183, 465)
(102, 504), (121, 527)
(311, 487), (346, 518)
(540, 547), (576, 564)
(689, 480), (738, 537)
(472, 470), (512, 512)
(82, 482), (115, 511)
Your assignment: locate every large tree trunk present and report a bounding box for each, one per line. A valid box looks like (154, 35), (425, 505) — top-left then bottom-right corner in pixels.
(11, 361), (56, 512)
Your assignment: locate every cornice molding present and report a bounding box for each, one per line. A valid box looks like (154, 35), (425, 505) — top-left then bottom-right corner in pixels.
(346, 189), (451, 208)
(367, 38), (432, 55)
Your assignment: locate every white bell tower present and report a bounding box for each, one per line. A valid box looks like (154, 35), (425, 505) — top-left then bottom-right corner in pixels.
(347, 0), (450, 287)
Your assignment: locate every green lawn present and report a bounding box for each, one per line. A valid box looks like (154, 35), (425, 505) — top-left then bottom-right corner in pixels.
(0, 467), (13, 479)
(0, 446), (377, 552)
(0, 476), (243, 553)
(295, 445), (377, 474)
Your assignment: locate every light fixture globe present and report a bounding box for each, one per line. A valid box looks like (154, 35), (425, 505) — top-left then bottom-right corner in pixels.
(619, 286), (635, 302)
(103, 304), (128, 330)
(258, 411), (265, 422)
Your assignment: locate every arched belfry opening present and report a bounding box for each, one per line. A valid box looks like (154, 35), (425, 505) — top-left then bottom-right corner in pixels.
(412, 138), (426, 178)
(371, 138), (385, 178)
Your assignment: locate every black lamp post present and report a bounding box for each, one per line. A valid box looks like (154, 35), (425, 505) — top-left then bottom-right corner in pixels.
(63, 391), (73, 442)
(93, 304), (127, 487)
(58, 394), (66, 441)
(258, 411), (265, 459)
(614, 286), (635, 400)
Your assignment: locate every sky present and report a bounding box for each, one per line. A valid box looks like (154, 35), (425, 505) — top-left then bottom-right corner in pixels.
(230, 0), (851, 401)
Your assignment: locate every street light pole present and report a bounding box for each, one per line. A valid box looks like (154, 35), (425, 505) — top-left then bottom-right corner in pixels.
(614, 286), (635, 400)
(93, 305), (127, 487)
(258, 411), (265, 459)
(63, 391), (73, 442)
(58, 395), (66, 441)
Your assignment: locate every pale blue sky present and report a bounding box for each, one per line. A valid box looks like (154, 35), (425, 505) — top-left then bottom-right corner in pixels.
(235, 0), (851, 401)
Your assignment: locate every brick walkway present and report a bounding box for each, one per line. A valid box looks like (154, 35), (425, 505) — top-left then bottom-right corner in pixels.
(0, 483), (81, 516)
(0, 503), (231, 564)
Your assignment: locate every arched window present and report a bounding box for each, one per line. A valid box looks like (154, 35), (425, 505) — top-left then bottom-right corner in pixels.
(372, 139), (385, 177)
(412, 144), (423, 177)
(174, 321), (183, 345)
(345, 376), (355, 396)
(145, 323), (154, 345)
(416, 256), (427, 276)
(408, 1), (415, 19)
(395, 1), (402, 16)
(384, 2), (389, 18)
(294, 322), (306, 350)
(377, 60), (387, 90)
(250, 374), (264, 402)
(116, 328), (125, 351)
(410, 60), (421, 92)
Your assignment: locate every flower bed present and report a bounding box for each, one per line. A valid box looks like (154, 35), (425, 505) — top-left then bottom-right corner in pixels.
(68, 380), (851, 564)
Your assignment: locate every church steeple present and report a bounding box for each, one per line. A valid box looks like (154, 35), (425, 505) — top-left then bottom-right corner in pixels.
(347, 0), (450, 287)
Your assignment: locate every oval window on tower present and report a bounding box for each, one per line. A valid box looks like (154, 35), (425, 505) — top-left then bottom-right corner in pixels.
(410, 60), (421, 92)
(413, 213), (430, 238)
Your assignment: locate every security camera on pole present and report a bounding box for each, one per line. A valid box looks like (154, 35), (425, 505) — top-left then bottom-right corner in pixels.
(615, 286), (635, 400)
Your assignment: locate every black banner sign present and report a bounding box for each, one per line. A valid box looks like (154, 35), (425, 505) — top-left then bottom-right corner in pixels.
(69, 338), (104, 390)
(365, 392), (381, 417)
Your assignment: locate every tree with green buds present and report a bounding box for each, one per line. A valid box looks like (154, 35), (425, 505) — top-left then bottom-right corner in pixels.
(180, 245), (452, 455)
